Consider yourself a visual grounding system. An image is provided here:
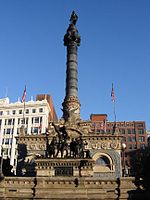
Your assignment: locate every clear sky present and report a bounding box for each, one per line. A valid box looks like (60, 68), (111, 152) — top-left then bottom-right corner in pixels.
(0, 1), (150, 129)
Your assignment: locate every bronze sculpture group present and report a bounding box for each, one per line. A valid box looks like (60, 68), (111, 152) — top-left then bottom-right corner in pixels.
(47, 123), (89, 159)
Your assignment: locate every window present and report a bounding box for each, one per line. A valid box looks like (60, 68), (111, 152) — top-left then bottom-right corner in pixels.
(39, 108), (43, 113)
(6, 129), (11, 134)
(137, 123), (144, 128)
(31, 127), (38, 134)
(139, 136), (145, 142)
(128, 137), (132, 142)
(120, 129), (125, 134)
(8, 119), (12, 125)
(26, 109), (29, 114)
(5, 138), (9, 144)
(127, 129), (131, 134)
(32, 109), (36, 113)
(138, 129), (144, 134)
(132, 137), (136, 142)
(12, 110), (16, 115)
(0, 111), (3, 115)
(35, 117), (39, 123)
(0, 119), (2, 126)
(132, 129), (136, 134)
(19, 110), (22, 114)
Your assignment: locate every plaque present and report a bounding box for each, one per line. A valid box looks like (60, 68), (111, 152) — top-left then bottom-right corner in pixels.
(55, 167), (73, 176)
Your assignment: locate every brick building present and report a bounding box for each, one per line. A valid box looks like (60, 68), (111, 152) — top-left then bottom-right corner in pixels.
(90, 114), (147, 174)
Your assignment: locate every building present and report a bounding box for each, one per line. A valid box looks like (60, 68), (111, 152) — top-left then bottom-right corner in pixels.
(0, 94), (57, 171)
(90, 114), (147, 174)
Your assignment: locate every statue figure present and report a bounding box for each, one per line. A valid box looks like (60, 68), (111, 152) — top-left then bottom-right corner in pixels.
(70, 138), (77, 158)
(52, 122), (69, 158)
(47, 137), (57, 158)
(77, 137), (84, 158)
(70, 11), (78, 25)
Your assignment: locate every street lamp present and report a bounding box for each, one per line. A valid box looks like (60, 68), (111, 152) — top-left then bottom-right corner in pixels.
(122, 143), (126, 177)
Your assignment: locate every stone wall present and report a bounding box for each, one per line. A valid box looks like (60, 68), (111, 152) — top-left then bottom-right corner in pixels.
(0, 176), (147, 200)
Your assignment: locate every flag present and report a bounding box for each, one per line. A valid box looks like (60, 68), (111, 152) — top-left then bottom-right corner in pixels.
(111, 83), (115, 103)
(22, 86), (26, 103)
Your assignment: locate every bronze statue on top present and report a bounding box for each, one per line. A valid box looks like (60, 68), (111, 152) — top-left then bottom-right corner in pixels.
(70, 11), (78, 25)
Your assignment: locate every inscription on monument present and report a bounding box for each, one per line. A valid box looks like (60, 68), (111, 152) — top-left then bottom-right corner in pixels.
(55, 167), (73, 176)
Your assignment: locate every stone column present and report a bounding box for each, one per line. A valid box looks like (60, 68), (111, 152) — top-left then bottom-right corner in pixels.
(62, 11), (81, 122)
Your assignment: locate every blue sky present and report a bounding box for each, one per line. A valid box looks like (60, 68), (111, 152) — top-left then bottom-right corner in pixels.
(0, 1), (150, 129)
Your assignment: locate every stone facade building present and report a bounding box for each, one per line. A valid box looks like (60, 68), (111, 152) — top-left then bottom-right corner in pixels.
(0, 94), (57, 171)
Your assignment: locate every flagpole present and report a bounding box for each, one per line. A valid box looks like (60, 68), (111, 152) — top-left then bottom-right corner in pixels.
(111, 83), (117, 122)
(22, 86), (26, 125)
(113, 100), (117, 122)
(23, 101), (25, 124)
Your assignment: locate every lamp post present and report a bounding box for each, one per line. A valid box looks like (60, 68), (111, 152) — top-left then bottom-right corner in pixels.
(122, 143), (126, 177)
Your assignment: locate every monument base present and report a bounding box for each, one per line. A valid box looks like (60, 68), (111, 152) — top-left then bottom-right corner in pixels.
(35, 158), (95, 177)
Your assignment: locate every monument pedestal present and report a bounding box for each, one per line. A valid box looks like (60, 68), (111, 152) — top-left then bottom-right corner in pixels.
(35, 158), (95, 177)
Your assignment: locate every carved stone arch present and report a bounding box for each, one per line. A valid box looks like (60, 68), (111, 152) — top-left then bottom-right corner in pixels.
(93, 152), (114, 173)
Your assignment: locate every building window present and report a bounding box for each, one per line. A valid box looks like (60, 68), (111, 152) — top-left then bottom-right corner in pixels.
(32, 109), (36, 113)
(132, 129), (136, 134)
(128, 137), (132, 142)
(137, 123), (144, 128)
(12, 110), (16, 115)
(139, 136), (145, 142)
(35, 117), (39, 123)
(0, 119), (2, 126)
(39, 108), (43, 113)
(5, 138), (9, 144)
(6, 129), (11, 134)
(19, 110), (22, 114)
(26, 109), (29, 114)
(31, 127), (39, 134)
(120, 129), (125, 134)
(8, 119), (12, 125)
(132, 137), (136, 142)
(138, 129), (144, 134)
(0, 111), (3, 115)
(127, 129), (131, 134)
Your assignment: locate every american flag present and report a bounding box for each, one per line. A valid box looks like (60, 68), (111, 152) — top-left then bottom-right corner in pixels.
(22, 86), (26, 103)
(111, 83), (115, 103)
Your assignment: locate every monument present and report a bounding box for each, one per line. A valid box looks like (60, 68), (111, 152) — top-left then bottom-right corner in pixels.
(0, 12), (139, 200)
